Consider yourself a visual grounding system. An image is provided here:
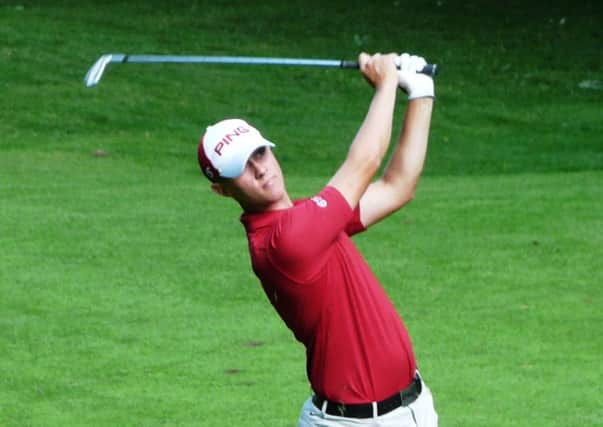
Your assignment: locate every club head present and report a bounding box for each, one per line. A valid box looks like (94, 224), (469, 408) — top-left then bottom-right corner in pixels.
(84, 54), (125, 87)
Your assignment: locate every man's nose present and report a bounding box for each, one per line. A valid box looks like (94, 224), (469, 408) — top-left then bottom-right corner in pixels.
(248, 159), (266, 178)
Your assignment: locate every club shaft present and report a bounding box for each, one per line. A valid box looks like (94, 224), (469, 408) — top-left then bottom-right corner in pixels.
(85, 54), (438, 87)
(123, 55), (346, 68)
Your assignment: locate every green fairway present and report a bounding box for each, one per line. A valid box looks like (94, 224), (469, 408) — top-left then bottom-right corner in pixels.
(1, 1), (602, 426)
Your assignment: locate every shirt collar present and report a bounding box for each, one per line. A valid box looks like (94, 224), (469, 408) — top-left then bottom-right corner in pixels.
(240, 199), (303, 233)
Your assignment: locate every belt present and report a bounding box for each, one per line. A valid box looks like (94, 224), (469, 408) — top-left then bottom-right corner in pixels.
(312, 373), (422, 419)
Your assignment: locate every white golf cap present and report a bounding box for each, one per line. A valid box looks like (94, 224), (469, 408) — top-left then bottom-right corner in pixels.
(198, 118), (275, 181)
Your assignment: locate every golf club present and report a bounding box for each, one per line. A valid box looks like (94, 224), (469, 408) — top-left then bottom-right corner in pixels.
(84, 54), (439, 87)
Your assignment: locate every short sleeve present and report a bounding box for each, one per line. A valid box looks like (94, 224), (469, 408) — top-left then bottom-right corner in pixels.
(266, 186), (354, 281)
(345, 204), (367, 236)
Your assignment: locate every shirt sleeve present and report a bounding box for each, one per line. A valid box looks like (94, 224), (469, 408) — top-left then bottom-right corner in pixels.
(266, 186), (356, 282)
(345, 203), (367, 236)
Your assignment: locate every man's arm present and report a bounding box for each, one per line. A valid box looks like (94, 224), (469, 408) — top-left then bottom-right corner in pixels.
(359, 53), (436, 228)
(328, 52), (399, 209)
(359, 98), (433, 227)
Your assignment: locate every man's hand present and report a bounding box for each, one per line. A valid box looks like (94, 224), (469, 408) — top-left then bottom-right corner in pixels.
(396, 53), (435, 99)
(359, 52), (399, 90)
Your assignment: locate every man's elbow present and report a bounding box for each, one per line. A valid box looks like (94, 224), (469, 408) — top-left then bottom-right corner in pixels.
(349, 152), (383, 183)
(390, 178), (420, 210)
(394, 189), (415, 210)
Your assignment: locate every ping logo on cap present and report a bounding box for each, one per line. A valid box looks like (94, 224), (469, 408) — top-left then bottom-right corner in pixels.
(213, 126), (251, 156)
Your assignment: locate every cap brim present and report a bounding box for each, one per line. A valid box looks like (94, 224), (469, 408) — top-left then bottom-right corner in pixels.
(219, 140), (275, 179)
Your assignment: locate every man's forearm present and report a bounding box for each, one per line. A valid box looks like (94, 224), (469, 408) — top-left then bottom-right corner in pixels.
(328, 80), (399, 208)
(382, 98), (433, 188)
(348, 80), (398, 169)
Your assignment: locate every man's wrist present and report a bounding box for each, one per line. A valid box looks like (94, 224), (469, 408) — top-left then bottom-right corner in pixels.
(379, 76), (399, 92)
(406, 76), (434, 99)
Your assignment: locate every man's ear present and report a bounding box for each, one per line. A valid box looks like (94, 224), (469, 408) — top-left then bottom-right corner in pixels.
(211, 182), (231, 197)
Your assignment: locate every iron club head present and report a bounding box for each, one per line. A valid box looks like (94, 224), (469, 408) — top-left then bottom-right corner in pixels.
(84, 54), (125, 87)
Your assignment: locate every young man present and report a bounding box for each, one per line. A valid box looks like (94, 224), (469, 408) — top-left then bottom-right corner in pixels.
(198, 52), (438, 426)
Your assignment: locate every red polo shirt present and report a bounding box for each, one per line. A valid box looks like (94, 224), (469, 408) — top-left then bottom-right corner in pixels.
(241, 186), (416, 403)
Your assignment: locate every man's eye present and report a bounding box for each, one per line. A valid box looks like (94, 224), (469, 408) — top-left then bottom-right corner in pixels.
(254, 146), (266, 158)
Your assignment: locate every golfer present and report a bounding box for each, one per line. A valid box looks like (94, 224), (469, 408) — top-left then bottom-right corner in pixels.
(198, 52), (438, 426)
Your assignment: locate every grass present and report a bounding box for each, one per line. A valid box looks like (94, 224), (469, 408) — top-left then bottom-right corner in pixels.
(1, 0), (602, 426)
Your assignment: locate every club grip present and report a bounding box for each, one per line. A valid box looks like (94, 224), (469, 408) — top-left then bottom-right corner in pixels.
(341, 60), (439, 77)
(340, 60), (361, 69)
(419, 63), (438, 77)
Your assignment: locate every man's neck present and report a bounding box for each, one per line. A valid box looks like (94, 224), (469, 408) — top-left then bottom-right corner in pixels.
(241, 194), (293, 214)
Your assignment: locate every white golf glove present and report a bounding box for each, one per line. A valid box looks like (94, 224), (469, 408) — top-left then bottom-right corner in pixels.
(396, 53), (435, 99)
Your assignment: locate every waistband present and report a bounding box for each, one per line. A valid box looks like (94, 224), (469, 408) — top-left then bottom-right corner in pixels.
(312, 373), (422, 419)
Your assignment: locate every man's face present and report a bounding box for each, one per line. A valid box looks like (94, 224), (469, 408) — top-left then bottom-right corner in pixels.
(215, 146), (289, 212)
